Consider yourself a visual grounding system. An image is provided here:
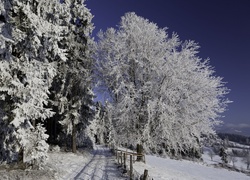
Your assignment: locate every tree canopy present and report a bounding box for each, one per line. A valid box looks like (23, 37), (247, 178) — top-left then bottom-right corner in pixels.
(95, 12), (230, 157)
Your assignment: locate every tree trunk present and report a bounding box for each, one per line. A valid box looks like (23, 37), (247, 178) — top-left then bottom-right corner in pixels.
(19, 148), (24, 163)
(136, 144), (143, 161)
(143, 169), (148, 180)
(72, 122), (76, 153)
(32, 120), (36, 127)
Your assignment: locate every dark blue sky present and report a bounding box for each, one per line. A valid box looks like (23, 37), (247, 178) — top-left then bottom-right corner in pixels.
(86, 0), (250, 136)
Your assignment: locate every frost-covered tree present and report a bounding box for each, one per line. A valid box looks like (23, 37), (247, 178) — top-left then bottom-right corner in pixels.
(219, 147), (228, 164)
(0, 0), (94, 165)
(228, 152), (237, 167)
(0, 0), (62, 166)
(208, 149), (215, 161)
(96, 12), (230, 157)
(47, 0), (94, 153)
(242, 152), (250, 169)
(0, 59), (56, 164)
(89, 102), (113, 145)
(17, 123), (49, 168)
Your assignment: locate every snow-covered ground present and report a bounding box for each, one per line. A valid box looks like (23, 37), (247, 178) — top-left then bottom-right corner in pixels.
(133, 153), (250, 180)
(202, 147), (248, 171)
(0, 148), (92, 180)
(47, 148), (92, 179)
(0, 145), (126, 180)
(1, 145), (250, 180)
(48, 145), (126, 180)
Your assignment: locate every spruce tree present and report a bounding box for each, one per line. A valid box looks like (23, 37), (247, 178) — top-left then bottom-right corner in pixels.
(0, 0), (94, 164)
(0, 0), (57, 166)
(47, 0), (94, 153)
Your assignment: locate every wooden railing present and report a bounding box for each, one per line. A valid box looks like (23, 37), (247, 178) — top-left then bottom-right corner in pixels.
(115, 149), (146, 163)
(113, 148), (148, 180)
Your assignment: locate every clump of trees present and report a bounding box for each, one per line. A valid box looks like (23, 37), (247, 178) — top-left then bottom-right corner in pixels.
(218, 133), (250, 145)
(0, 0), (94, 168)
(0, 0), (231, 169)
(95, 12), (230, 158)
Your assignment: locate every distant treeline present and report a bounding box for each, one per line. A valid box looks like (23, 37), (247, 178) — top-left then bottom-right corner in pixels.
(218, 133), (250, 145)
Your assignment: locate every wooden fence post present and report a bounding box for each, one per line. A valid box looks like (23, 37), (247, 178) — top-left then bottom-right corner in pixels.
(130, 154), (133, 180)
(120, 151), (123, 165)
(143, 169), (148, 180)
(115, 149), (148, 179)
(123, 152), (126, 169)
(117, 151), (120, 164)
(136, 144), (143, 161)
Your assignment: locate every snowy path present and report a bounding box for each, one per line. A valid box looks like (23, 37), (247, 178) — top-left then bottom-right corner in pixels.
(62, 145), (126, 180)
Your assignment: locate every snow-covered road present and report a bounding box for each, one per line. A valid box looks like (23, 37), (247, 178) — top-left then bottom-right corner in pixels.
(62, 145), (126, 180)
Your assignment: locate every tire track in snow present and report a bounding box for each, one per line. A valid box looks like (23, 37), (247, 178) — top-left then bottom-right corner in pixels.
(74, 146), (104, 179)
(72, 145), (126, 180)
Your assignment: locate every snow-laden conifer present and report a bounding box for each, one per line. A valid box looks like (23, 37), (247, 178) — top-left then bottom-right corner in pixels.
(0, 0), (94, 166)
(0, 0), (58, 166)
(47, 0), (95, 152)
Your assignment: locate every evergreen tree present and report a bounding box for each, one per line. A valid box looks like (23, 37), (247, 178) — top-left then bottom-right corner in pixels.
(0, 0), (94, 164)
(219, 147), (228, 164)
(47, 0), (94, 153)
(0, 0), (57, 166)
